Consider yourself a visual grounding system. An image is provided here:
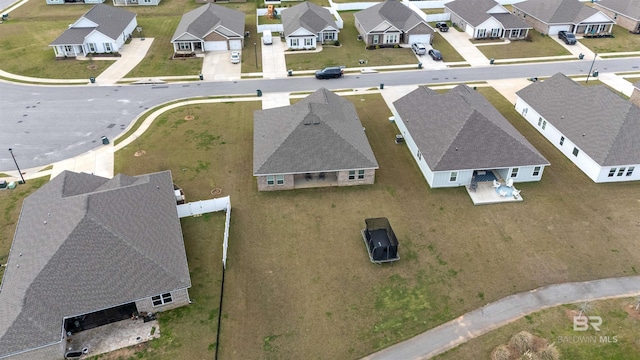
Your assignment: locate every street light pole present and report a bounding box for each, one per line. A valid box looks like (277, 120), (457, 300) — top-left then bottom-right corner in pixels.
(8, 148), (26, 184)
(586, 53), (597, 84)
(254, 42), (258, 69)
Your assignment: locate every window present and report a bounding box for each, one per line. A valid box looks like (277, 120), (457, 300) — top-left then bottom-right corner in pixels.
(559, 136), (564, 146)
(290, 38), (299, 47)
(573, 147), (579, 157)
(537, 117), (543, 126)
(384, 34), (398, 44)
(627, 167), (635, 176)
(542, 121), (546, 130)
(477, 29), (486, 38)
(266, 175), (275, 186)
(608, 168), (616, 177)
(521, 107), (528, 116)
(417, 150), (422, 160)
(88, 43), (96, 52)
(511, 168), (519, 178)
(178, 42), (190, 50)
(304, 38), (313, 46)
(152, 293), (173, 307)
(276, 174), (284, 185)
(348, 170), (355, 180)
(323, 32), (335, 41)
(533, 166), (541, 176)
(372, 35), (379, 44)
(64, 45), (73, 52)
(358, 170), (365, 179)
(617, 168), (625, 177)
(104, 43), (112, 52)
(491, 28), (500, 37)
(449, 172), (457, 182)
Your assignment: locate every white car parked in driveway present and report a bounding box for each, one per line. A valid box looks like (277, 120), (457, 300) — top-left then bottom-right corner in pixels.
(230, 51), (240, 64)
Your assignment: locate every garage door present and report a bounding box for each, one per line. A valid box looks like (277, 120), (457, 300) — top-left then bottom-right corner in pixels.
(229, 40), (242, 50)
(409, 34), (432, 45)
(548, 25), (571, 35)
(204, 41), (227, 51)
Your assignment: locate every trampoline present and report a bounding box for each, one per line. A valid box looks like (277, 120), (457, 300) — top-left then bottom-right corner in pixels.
(361, 217), (399, 263)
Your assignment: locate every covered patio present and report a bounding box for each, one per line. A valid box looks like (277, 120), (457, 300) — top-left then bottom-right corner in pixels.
(293, 172), (338, 189)
(465, 170), (524, 205)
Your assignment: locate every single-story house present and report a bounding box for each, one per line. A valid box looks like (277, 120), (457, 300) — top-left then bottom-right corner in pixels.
(112, 0), (160, 6)
(282, 2), (339, 50)
(0, 171), (191, 360)
(47, 0), (103, 5)
(354, 0), (434, 47)
(253, 88), (379, 191)
(49, 4), (137, 57)
(594, 0), (640, 33)
(392, 85), (549, 188)
(513, 0), (614, 35)
(445, 0), (532, 39)
(171, 3), (245, 54)
(515, 73), (640, 182)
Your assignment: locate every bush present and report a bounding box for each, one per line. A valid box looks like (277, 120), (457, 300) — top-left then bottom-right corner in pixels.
(333, 40), (340, 46)
(510, 331), (534, 354)
(375, 45), (380, 49)
(490, 344), (510, 360)
(538, 343), (560, 360)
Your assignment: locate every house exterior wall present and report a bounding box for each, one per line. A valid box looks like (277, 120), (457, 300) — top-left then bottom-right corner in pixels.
(630, 88), (640, 107)
(135, 288), (191, 314)
(513, 9), (551, 34)
(336, 169), (375, 186)
(446, 10), (468, 32)
(405, 22), (432, 44)
(256, 174), (295, 191)
(286, 35), (316, 49)
(474, 17), (503, 38)
(515, 97), (638, 183)
(85, 32), (117, 53)
(391, 110), (437, 187)
(594, 5), (640, 32)
(2, 341), (65, 360)
(204, 31), (227, 42)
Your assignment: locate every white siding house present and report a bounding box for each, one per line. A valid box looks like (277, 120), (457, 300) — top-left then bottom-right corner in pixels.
(282, 2), (339, 50)
(515, 73), (640, 183)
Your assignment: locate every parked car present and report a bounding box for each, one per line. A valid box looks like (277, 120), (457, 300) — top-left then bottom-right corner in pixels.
(411, 43), (426, 55)
(435, 22), (449, 32)
(262, 30), (273, 45)
(428, 49), (443, 61)
(558, 30), (576, 45)
(230, 51), (240, 64)
(315, 67), (343, 79)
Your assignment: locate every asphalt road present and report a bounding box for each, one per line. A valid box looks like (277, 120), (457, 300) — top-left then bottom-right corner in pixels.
(1, 57), (639, 171)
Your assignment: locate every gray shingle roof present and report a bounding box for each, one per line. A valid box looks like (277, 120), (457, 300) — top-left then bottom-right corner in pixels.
(514, 0), (608, 24)
(354, 0), (427, 33)
(171, 3), (245, 42)
(282, 2), (337, 37)
(253, 88), (379, 175)
(50, 4), (136, 46)
(394, 85), (549, 171)
(0, 171), (191, 358)
(596, 0), (640, 20)
(446, 0), (531, 28)
(516, 73), (640, 166)
(492, 13), (532, 29)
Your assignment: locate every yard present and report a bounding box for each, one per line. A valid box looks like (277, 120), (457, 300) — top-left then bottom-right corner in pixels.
(91, 87), (640, 359)
(434, 297), (640, 359)
(580, 25), (640, 55)
(477, 31), (571, 59)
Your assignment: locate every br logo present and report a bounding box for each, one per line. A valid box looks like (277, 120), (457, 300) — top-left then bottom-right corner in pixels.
(573, 315), (602, 331)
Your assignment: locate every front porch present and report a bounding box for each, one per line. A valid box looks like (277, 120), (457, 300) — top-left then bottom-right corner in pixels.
(293, 172), (338, 189)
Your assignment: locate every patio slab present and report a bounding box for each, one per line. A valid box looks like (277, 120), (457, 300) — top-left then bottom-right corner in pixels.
(66, 318), (160, 359)
(466, 181), (523, 205)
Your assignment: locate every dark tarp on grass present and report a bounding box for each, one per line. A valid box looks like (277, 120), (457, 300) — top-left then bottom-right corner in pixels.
(362, 217), (399, 263)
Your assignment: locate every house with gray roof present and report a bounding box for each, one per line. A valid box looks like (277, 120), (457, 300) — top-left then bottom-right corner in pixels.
(253, 88), (378, 191)
(392, 85), (549, 188)
(594, 0), (640, 33)
(171, 3), (245, 55)
(47, 0), (103, 5)
(516, 73), (640, 183)
(0, 171), (191, 360)
(513, 0), (614, 35)
(354, 0), (434, 47)
(112, 0), (160, 7)
(281, 2), (339, 50)
(445, 0), (532, 39)
(49, 4), (137, 58)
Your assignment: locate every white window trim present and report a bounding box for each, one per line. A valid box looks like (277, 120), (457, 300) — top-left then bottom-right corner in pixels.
(152, 292), (173, 307)
(266, 175), (275, 186)
(449, 171), (457, 182)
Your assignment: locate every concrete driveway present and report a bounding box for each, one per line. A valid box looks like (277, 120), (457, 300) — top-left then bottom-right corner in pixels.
(261, 37), (288, 79)
(201, 50), (242, 81)
(438, 29), (490, 66)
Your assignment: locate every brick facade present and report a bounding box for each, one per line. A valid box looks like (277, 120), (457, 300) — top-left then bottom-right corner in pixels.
(337, 169), (375, 186)
(594, 5), (640, 32)
(135, 288), (191, 314)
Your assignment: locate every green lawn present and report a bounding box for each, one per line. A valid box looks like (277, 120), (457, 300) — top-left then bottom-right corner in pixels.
(477, 31), (571, 59)
(431, 32), (465, 62)
(285, 12), (419, 70)
(435, 297), (640, 359)
(580, 25), (640, 55)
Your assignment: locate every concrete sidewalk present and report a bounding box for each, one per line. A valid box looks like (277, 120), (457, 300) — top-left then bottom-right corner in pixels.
(93, 38), (154, 85)
(438, 29), (489, 67)
(362, 276), (640, 360)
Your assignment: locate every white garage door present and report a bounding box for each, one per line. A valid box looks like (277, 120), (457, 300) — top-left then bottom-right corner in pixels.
(229, 40), (242, 50)
(409, 34), (432, 45)
(204, 41), (227, 51)
(548, 25), (571, 35)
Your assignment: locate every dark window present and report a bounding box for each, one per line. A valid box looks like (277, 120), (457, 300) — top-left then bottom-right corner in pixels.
(152, 293), (173, 307)
(608, 168), (616, 177)
(348, 170), (355, 180)
(533, 166), (541, 176)
(358, 170), (365, 179)
(617, 168), (625, 177)
(627, 167), (635, 176)
(559, 136), (564, 146)
(573, 147), (579, 157)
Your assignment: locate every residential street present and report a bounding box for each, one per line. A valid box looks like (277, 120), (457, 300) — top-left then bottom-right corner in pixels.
(1, 56), (639, 171)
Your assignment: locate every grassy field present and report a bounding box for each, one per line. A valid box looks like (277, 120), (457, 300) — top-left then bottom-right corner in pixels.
(285, 12), (419, 70)
(435, 297), (640, 359)
(477, 31), (571, 59)
(581, 25), (640, 54)
(75, 85), (640, 359)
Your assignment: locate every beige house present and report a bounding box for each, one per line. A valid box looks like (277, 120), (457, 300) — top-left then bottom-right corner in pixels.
(0, 171), (192, 360)
(594, 0), (640, 33)
(354, 0), (434, 47)
(513, 0), (614, 35)
(253, 88), (379, 191)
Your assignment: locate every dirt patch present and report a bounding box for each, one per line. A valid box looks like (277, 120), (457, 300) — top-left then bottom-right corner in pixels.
(87, 64), (98, 70)
(90, 343), (148, 360)
(134, 150), (146, 157)
(211, 188), (222, 196)
(624, 304), (640, 321)
(184, 115), (195, 121)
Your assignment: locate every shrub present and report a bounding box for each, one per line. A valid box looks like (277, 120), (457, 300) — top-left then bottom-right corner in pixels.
(375, 45), (380, 49)
(490, 344), (510, 360)
(333, 40), (340, 46)
(510, 331), (534, 354)
(538, 343), (560, 360)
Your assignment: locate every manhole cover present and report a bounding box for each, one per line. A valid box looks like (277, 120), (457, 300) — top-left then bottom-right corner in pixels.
(134, 150), (146, 157)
